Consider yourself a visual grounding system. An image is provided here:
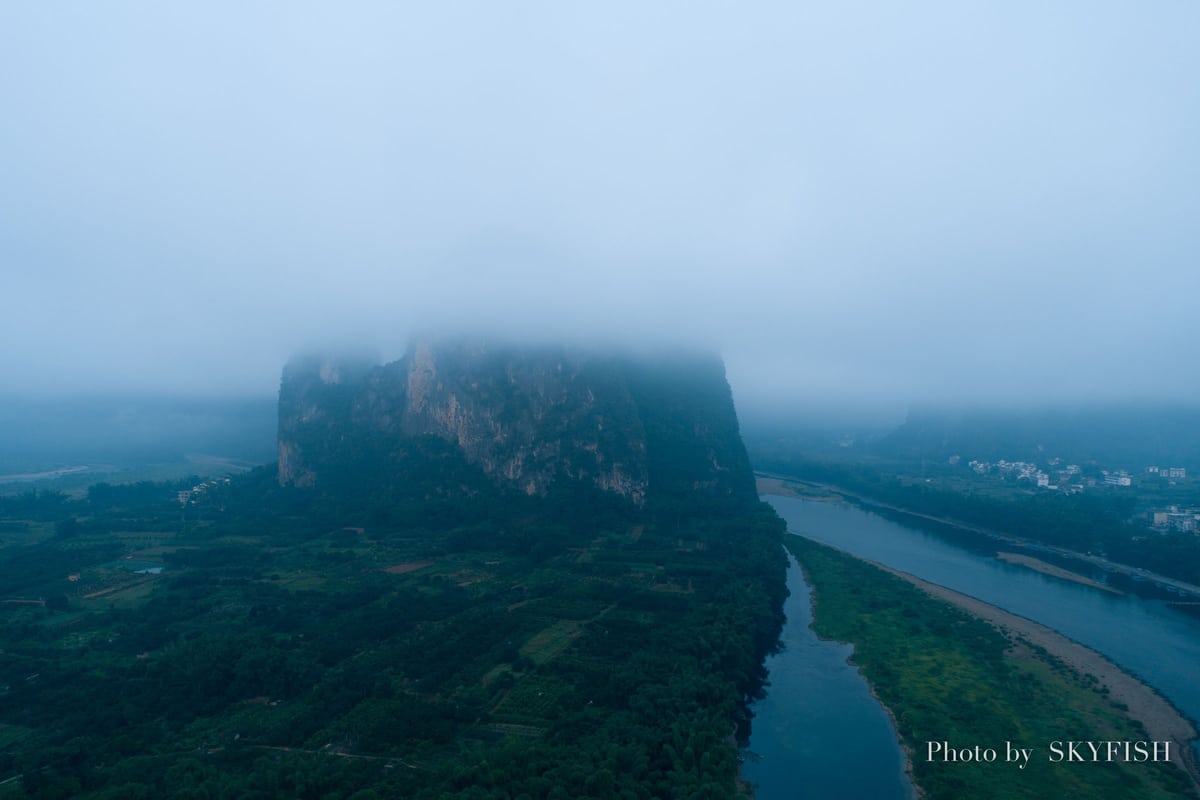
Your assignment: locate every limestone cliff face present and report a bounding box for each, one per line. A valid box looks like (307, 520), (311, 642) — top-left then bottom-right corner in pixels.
(278, 338), (755, 506)
(276, 353), (376, 489)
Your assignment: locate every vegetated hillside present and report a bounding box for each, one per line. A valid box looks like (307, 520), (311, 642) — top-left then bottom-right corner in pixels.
(0, 343), (787, 798)
(878, 405), (1200, 469)
(278, 337), (757, 509)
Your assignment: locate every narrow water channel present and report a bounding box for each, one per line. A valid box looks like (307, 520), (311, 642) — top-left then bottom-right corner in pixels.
(742, 553), (915, 799)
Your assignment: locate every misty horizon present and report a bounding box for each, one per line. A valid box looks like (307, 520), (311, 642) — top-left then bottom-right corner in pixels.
(3, 3), (1198, 411)
(3, 328), (1199, 431)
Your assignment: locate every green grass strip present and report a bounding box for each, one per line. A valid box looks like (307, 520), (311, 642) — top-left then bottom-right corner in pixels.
(786, 534), (1192, 800)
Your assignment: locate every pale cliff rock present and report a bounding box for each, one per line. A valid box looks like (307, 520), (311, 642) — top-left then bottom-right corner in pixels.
(277, 337), (755, 506)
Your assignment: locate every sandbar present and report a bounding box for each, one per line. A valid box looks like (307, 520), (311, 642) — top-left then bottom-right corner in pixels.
(996, 551), (1124, 595)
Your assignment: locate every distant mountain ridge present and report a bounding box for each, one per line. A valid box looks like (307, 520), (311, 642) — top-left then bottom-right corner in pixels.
(0, 395), (277, 471)
(277, 337), (756, 507)
(879, 405), (1200, 468)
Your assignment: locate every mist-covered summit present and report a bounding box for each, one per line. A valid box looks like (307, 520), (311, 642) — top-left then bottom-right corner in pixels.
(277, 336), (756, 507)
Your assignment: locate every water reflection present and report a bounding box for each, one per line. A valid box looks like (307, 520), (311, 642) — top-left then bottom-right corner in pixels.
(743, 553), (915, 800)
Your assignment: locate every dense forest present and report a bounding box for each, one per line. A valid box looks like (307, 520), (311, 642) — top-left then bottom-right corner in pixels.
(0, 345), (796, 798)
(0, 444), (786, 798)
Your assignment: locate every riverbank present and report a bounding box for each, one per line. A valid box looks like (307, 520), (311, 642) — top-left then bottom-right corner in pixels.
(878, 562), (1200, 792)
(741, 553), (917, 800)
(786, 533), (1197, 799)
(756, 473), (1200, 598)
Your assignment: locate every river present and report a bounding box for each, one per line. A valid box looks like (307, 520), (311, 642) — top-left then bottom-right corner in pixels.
(741, 552), (915, 799)
(744, 495), (1200, 798)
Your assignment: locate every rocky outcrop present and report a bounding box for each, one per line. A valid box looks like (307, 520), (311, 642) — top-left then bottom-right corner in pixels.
(277, 337), (755, 506)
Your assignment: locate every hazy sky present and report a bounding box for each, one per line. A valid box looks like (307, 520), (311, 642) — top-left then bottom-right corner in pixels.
(3, 3), (1198, 416)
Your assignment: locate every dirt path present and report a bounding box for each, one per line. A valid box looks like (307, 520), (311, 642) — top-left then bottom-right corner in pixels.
(248, 744), (420, 769)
